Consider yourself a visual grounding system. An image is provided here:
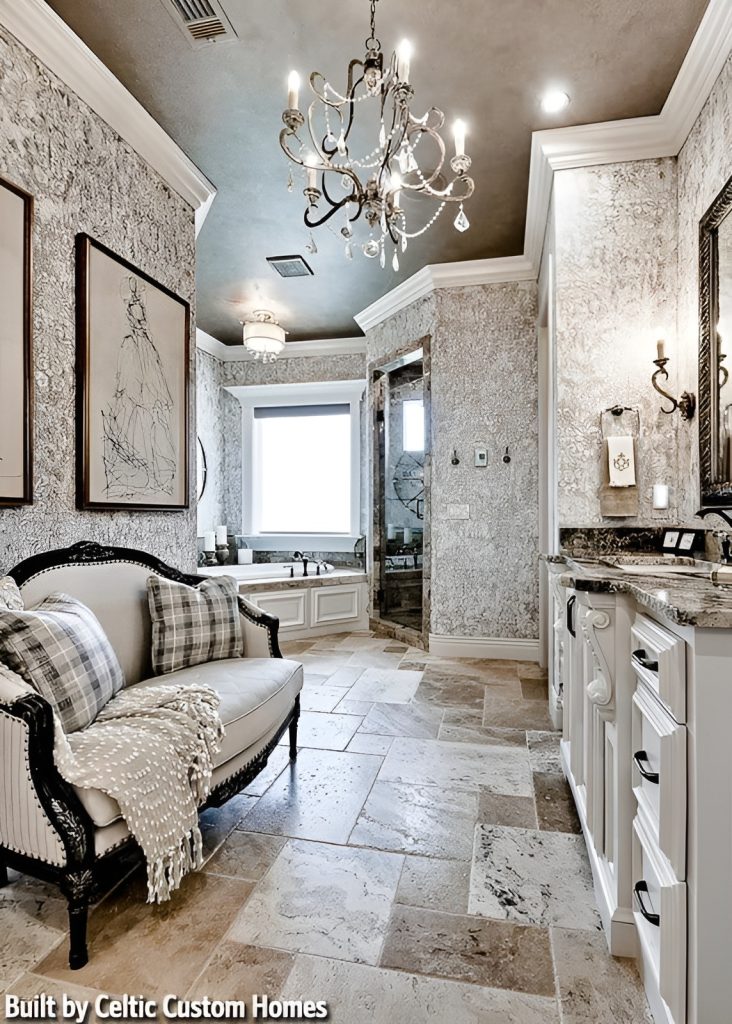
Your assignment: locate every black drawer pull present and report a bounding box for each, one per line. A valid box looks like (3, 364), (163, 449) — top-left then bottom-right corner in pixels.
(634, 881), (660, 926)
(632, 648), (659, 673)
(633, 750), (660, 784)
(566, 595), (577, 637)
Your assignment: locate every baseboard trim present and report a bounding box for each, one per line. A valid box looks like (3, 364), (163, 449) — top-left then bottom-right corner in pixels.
(428, 634), (539, 662)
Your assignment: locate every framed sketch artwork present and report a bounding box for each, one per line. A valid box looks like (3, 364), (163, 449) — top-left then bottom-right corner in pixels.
(0, 176), (33, 506)
(76, 235), (190, 510)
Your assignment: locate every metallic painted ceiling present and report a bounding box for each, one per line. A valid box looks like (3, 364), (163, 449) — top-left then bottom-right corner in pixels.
(45, 0), (709, 342)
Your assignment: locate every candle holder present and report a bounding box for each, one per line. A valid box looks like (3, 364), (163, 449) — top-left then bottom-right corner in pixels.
(215, 544), (230, 566)
(282, 108), (305, 133)
(651, 357), (696, 420)
(202, 550), (218, 567)
(304, 185), (321, 207)
(450, 153), (472, 176)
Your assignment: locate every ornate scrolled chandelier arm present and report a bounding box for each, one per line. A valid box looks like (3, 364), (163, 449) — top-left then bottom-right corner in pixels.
(279, 0), (476, 266)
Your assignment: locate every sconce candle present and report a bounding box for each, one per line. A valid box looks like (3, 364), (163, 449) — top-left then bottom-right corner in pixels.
(656, 338), (666, 360)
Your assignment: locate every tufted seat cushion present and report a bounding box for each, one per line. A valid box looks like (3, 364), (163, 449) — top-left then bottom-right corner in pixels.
(73, 657), (303, 827)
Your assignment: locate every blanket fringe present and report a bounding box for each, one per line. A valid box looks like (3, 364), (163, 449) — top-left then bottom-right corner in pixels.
(147, 825), (205, 904)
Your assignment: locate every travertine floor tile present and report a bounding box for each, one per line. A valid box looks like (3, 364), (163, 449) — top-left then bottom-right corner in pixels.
(396, 856), (471, 915)
(278, 710), (361, 751)
(521, 678), (549, 701)
(242, 746), (291, 797)
(477, 790), (538, 829)
(186, 941), (295, 1003)
(380, 906), (555, 995)
(438, 720), (526, 747)
(378, 737), (533, 797)
(346, 733), (393, 755)
(299, 684), (355, 712)
(482, 693), (555, 732)
(413, 672), (487, 709)
(349, 780), (479, 859)
(5, 973), (110, 1023)
(552, 926), (652, 1022)
(0, 891), (67, 989)
(205, 831), (287, 880)
(36, 872), (253, 999)
(348, 668), (423, 704)
(244, 748), (382, 843)
(200, 793), (259, 858)
(533, 773), (581, 833)
(327, 665), (367, 688)
(527, 731), (563, 774)
(279, 953), (560, 1023)
(297, 653), (352, 676)
(348, 650), (405, 670)
(229, 840), (403, 965)
(470, 826), (599, 930)
(333, 697), (374, 716)
(359, 701), (443, 738)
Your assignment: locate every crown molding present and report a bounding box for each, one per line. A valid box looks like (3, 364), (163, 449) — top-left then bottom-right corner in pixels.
(195, 328), (365, 361)
(0, 0), (216, 232)
(357, 0), (731, 331)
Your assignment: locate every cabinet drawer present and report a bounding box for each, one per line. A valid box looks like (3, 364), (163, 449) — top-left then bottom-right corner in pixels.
(632, 683), (686, 879)
(630, 614), (686, 723)
(633, 815), (686, 1024)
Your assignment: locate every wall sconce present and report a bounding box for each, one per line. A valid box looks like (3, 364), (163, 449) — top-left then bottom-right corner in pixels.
(651, 338), (695, 420)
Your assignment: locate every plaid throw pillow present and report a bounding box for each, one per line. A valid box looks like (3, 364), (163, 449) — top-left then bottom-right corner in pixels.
(0, 576), (23, 611)
(147, 575), (243, 676)
(0, 593), (124, 733)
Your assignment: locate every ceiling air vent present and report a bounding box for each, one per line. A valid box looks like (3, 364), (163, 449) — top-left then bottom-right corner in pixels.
(160, 0), (238, 48)
(267, 255), (314, 279)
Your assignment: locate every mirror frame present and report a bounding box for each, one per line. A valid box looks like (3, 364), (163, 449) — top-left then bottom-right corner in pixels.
(699, 171), (732, 506)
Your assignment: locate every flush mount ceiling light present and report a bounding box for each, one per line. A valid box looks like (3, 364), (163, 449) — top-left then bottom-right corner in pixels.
(241, 310), (287, 363)
(540, 88), (570, 114)
(279, 0), (475, 270)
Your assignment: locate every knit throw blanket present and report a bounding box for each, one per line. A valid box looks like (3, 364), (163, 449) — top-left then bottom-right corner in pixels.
(52, 683), (223, 903)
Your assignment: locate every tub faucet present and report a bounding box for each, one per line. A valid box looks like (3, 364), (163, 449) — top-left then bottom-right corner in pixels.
(293, 551), (311, 577)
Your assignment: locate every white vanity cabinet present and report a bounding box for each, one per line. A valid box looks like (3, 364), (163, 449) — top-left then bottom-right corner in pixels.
(558, 574), (732, 1024)
(560, 587), (638, 956)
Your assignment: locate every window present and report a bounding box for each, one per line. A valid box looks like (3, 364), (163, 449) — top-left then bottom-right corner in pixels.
(230, 380), (365, 551)
(403, 398), (425, 453)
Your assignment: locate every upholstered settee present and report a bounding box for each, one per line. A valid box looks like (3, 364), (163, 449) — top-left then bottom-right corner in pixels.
(0, 541), (302, 969)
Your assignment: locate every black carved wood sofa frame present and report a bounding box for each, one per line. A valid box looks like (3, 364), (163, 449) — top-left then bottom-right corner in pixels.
(0, 541), (300, 970)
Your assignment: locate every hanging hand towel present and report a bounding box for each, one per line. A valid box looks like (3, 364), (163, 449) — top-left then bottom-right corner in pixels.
(607, 435), (636, 487)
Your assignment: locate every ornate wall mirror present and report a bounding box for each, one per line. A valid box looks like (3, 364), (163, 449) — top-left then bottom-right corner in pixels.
(196, 435), (208, 502)
(699, 172), (732, 506)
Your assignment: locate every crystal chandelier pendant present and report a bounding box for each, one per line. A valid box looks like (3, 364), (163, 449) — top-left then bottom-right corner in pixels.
(401, 232), (407, 252)
(324, 131), (338, 149)
(305, 231), (318, 254)
(392, 249), (399, 272)
(337, 131), (347, 155)
(345, 241), (353, 260)
(379, 122), (386, 150)
(362, 239), (380, 258)
(379, 244), (386, 269)
(287, 168), (294, 193)
(342, 174), (351, 190)
(453, 203), (470, 232)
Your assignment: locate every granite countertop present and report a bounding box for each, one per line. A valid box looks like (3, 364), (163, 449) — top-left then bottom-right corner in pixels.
(544, 553), (732, 629)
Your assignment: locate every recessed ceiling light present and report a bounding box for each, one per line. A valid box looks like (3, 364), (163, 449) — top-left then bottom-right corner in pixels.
(541, 89), (570, 114)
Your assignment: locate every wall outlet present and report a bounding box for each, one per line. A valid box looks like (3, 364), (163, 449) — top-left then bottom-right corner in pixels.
(446, 503), (470, 519)
(474, 447), (488, 467)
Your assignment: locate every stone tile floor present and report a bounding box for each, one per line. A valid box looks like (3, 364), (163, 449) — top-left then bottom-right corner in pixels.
(0, 632), (653, 1022)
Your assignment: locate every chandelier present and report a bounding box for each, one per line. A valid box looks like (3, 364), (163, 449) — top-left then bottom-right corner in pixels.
(280, 0), (475, 269)
(241, 310), (286, 362)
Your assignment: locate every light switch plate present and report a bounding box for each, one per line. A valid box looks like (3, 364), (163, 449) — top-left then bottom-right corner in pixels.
(446, 503), (470, 519)
(474, 447), (488, 467)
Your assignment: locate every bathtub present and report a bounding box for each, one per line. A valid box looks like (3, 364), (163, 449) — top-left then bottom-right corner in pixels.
(198, 563), (369, 639)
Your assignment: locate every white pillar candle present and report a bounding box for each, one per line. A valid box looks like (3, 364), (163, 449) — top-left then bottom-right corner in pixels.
(387, 524), (396, 540)
(203, 531), (216, 552)
(396, 40), (412, 83)
(215, 525), (228, 545)
(453, 119), (466, 158)
(652, 484), (669, 510)
(287, 70), (300, 110)
(238, 549), (254, 564)
(403, 527), (412, 544)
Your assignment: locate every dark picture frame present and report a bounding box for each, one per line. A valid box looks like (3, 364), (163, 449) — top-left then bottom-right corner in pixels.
(76, 234), (190, 511)
(0, 176), (33, 506)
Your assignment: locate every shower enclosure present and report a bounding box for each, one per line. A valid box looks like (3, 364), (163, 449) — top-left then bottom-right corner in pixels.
(371, 341), (431, 643)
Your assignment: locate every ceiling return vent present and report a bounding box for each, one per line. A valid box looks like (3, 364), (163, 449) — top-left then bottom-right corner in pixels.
(267, 255), (314, 278)
(160, 0), (238, 48)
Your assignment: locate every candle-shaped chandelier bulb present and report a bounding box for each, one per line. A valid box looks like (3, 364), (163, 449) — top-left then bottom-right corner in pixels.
(453, 119), (466, 157)
(391, 171), (403, 209)
(396, 39), (412, 83)
(287, 71), (300, 110)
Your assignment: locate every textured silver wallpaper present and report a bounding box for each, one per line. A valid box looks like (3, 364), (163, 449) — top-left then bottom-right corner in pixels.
(366, 284), (539, 641)
(196, 350), (224, 536)
(553, 158), (680, 527)
(677, 52), (732, 519)
(0, 28), (196, 573)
